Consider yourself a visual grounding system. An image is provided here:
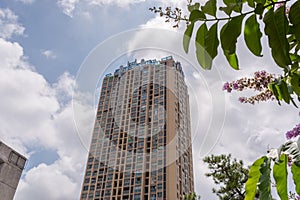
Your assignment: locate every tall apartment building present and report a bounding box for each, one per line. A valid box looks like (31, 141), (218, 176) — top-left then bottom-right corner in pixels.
(80, 56), (194, 200)
(0, 141), (26, 200)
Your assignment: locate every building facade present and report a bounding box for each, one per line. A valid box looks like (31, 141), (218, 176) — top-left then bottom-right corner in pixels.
(80, 56), (194, 200)
(0, 141), (26, 200)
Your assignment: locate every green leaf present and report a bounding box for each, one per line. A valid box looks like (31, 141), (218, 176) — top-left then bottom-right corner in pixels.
(291, 63), (299, 73)
(188, 3), (200, 12)
(263, 7), (291, 68)
(201, 0), (216, 17)
(221, 15), (244, 55)
(269, 82), (281, 103)
(244, 14), (263, 56)
(247, 0), (255, 8)
(258, 157), (272, 200)
(194, 22), (219, 70)
(189, 10), (206, 22)
(291, 163), (300, 195)
(279, 80), (291, 104)
(205, 22), (219, 60)
(273, 154), (288, 200)
(225, 53), (239, 70)
(291, 73), (300, 97)
(254, 0), (266, 4)
(245, 157), (266, 200)
(222, 0), (244, 14)
(254, 3), (265, 15)
(290, 53), (300, 62)
(196, 23), (207, 51)
(289, 1), (300, 43)
(183, 23), (195, 53)
(220, 15), (245, 69)
(195, 23), (212, 69)
(219, 4), (241, 16)
(264, 0), (276, 10)
(275, 84), (283, 100)
(296, 44), (300, 54)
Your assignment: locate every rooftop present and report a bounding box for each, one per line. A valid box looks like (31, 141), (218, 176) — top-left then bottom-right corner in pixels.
(104, 56), (184, 78)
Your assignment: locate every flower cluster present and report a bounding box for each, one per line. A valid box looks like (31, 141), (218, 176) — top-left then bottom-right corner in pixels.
(223, 70), (276, 104)
(286, 123), (300, 139)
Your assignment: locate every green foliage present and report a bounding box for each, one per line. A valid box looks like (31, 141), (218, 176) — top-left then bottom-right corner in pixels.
(273, 155), (288, 200)
(203, 154), (248, 200)
(150, 0), (300, 106)
(201, 0), (216, 17)
(291, 72), (300, 97)
(183, 23), (194, 53)
(245, 140), (300, 199)
(194, 22), (219, 69)
(205, 22), (219, 62)
(195, 23), (209, 69)
(188, 3), (200, 12)
(220, 15), (244, 69)
(291, 163), (300, 195)
(289, 1), (300, 44)
(180, 0), (300, 105)
(189, 10), (206, 22)
(263, 6), (291, 69)
(244, 14), (262, 57)
(184, 193), (201, 200)
(245, 157), (266, 200)
(258, 157), (272, 200)
(269, 78), (292, 105)
(150, 1), (300, 199)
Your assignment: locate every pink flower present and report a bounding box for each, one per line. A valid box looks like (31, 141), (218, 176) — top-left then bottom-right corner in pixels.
(286, 123), (300, 139)
(222, 70), (276, 104)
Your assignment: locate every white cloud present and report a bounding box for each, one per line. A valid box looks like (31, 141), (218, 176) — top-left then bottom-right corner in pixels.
(0, 35), (94, 199)
(0, 8), (25, 39)
(57, 0), (79, 17)
(87, 0), (145, 7)
(16, 163), (78, 200)
(122, 16), (299, 198)
(57, 0), (142, 17)
(56, 0), (186, 18)
(0, 38), (25, 69)
(41, 49), (57, 59)
(54, 72), (75, 100)
(1, 2), (297, 199)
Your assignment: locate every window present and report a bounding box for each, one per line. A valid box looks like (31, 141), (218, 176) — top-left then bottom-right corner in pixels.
(9, 152), (18, 164)
(135, 186), (141, 193)
(83, 186), (89, 191)
(150, 194), (156, 200)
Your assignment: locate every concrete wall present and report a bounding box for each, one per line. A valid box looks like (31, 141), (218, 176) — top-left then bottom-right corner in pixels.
(0, 142), (26, 200)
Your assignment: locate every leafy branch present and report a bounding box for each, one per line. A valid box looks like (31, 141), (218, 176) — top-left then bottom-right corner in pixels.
(149, 6), (189, 28)
(245, 135), (300, 200)
(151, 0), (300, 106)
(150, 1), (300, 199)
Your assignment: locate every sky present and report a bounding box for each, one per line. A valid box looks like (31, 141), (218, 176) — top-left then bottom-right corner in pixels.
(0, 0), (299, 199)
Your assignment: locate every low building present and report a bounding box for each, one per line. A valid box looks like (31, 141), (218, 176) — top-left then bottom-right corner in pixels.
(0, 141), (26, 200)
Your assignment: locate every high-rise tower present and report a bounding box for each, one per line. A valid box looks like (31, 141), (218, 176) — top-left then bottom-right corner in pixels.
(80, 56), (194, 200)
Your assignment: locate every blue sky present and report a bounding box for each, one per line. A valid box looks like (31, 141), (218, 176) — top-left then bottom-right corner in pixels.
(0, 0), (299, 199)
(1, 0), (155, 82)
